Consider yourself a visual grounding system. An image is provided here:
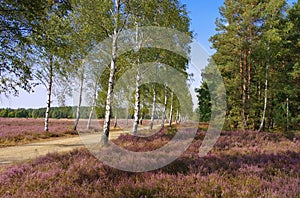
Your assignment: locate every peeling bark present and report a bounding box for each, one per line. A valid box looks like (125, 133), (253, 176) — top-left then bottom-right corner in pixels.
(132, 64), (141, 134)
(132, 21), (142, 135)
(101, 0), (120, 146)
(44, 56), (53, 132)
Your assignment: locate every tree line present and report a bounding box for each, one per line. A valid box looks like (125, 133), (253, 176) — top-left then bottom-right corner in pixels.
(197, 0), (300, 132)
(0, 105), (165, 120)
(0, 107), (79, 119)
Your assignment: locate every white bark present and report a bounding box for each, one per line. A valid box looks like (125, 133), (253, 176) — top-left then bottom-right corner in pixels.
(168, 92), (174, 127)
(132, 63), (141, 134)
(126, 106), (129, 126)
(87, 82), (97, 130)
(132, 21), (142, 135)
(101, 34), (118, 144)
(101, 0), (120, 145)
(175, 109), (179, 124)
(161, 85), (168, 128)
(258, 64), (268, 132)
(114, 114), (118, 128)
(74, 61), (85, 131)
(44, 56), (53, 132)
(150, 87), (156, 130)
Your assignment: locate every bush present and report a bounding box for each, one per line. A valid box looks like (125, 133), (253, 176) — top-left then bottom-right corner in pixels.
(0, 109), (8, 117)
(7, 111), (15, 118)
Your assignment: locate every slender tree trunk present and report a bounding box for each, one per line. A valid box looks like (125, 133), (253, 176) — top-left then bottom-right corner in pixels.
(87, 82), (97, 130)
(242, 50), (248, 129)
(247, 27), (252, 101)
(44, 56), (53, 132)
(168, 92), (174, 127)
(132, 21), (142, 135)
(161, 85), (168, 128)
(132, 65), (141, 134)
(150, 86), (156, 130)
(87, 105), (95, 130)
(101, 0), (121, 145)
(101, 33), (118, 145)
(126, 105), (129, 126)
(113, 114), (118, 128)
(255, 81), (261, 130)
(139, 115), (143, 125)
(258, 64), (268, 132)
(178, 113), (181, 124)
(74, 61), (85, 131)
(175, 108), (179, 124)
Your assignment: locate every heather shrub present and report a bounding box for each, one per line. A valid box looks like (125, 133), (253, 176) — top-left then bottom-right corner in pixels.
(0, 118), (76, 146)
(0, 130), (299, 197)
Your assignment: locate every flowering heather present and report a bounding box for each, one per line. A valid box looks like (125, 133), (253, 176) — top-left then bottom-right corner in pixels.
(0, 118), (76, 146)
(0, 129), (299, 197)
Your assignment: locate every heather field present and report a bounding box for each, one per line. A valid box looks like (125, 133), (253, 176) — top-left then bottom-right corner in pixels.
(0, 118), (77, 147)
(1, 127), (299, 197)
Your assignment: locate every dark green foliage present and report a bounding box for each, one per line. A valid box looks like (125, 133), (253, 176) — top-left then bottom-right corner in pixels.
(0, 106), (93, 119)
(195, 82), (211, 122)
(206, 0), (300, 131)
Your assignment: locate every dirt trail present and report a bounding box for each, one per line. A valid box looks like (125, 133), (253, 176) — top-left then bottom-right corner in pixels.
(0, 124), (161, 165)
(0, 131), (125, 165)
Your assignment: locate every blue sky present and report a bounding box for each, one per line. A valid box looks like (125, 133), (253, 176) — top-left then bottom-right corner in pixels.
(0, 0), (297, 109)
(181, 0), (224, 55)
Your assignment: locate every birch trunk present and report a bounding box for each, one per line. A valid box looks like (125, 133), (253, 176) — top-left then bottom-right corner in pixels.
(87, 82), (97, 130)
(126, 106), (129, 126)
(175, 109), (179, 124)
(74, 61), (85, 131)
(132, 21), (141, 135)
(242, 50), (248, 129)
(168, 92), (174, 127)
(100, 0), (120, 145)
(161, 85), (168, 128)
(87, 105), (95, 130)
(101, 33), (118, 145)
(150, 87), (156, 130)
(258, 64), (268, 132)
(114, 114), (118, 128)
(44, 56), (53, 132)
(132, 65), (141, 134)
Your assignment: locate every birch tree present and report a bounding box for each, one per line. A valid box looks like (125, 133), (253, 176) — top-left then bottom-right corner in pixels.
(100, 0), (130, 145)
(32, 1), (71, 131)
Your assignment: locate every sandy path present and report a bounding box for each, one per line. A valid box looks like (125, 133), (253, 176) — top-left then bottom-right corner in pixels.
(0, 131), (126, 165)
(0, 124), (161, 165)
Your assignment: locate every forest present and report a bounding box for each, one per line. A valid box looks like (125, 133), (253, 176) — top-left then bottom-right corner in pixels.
(198, 0), (300, 132)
